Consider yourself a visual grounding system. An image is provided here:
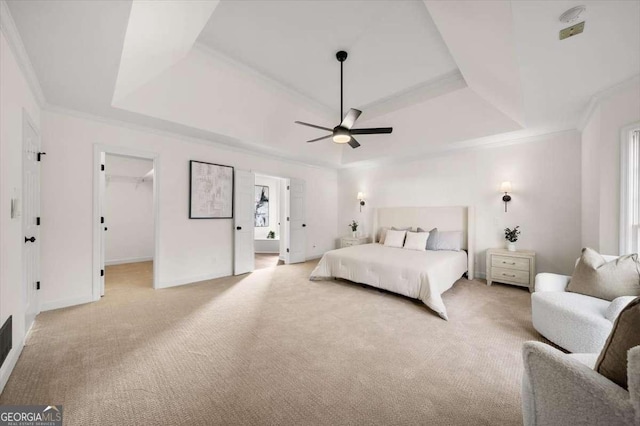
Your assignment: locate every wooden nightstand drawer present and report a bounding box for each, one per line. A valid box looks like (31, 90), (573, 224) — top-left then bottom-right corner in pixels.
(342, 240), (355, 247)
(491, 267), (530, 285)
(486, 248), (536, 291)
(492, 255), (530, 271)
(340, 236), (369, 248)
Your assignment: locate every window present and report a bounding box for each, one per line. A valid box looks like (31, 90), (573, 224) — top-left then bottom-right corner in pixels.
(620, 124), (640, 254)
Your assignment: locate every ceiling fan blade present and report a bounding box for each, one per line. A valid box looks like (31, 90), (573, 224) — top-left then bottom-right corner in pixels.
(348, 137), (361, 149)
(350, 127), (393, 135)
(306, 134), (332, 143)
(339, 108), (362, 130)
(294, 121), (333, 132)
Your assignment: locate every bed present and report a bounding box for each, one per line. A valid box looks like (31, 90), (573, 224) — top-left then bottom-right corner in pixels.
(310, 206), (475, 320)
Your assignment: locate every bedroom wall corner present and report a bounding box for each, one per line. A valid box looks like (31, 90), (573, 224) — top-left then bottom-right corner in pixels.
(337, 131), (582, 277)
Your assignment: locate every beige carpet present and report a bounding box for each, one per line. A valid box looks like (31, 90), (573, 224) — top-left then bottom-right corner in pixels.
(1, 260), (543, 425)
(255, 253), (283, 270)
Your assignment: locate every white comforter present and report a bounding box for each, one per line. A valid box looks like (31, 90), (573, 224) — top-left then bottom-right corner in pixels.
(309, 243), (468, 320)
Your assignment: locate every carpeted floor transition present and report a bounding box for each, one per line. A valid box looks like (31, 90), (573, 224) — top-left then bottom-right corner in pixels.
(1, 260), (544, 425)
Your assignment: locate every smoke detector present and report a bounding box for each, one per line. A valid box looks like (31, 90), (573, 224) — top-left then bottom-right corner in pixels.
(559, 5), (586, 23)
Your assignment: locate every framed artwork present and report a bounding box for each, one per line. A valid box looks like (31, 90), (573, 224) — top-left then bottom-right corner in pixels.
(189, 160), (234, 219)
(255, 185), (269, 227)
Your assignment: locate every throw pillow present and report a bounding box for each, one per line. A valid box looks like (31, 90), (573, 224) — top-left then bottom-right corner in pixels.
(435, 231), (463, 251)
(567, 248), (640, 301)
(595, 297), (640, 389)
(384, 229), (407, 248)
(377, 227), (389, 244)
(417, 227), (438, 250)
(403, 231), (429, 251)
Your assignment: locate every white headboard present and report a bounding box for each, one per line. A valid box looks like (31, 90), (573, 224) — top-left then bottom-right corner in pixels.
(373, 206), (475, 279)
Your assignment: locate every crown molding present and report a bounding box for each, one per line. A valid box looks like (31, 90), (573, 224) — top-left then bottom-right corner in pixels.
(357, 70), (466, 120)
(43, 104), (341, 170)
(0, 0), (46, 106)
(577, 74), (640, 131)
(339, 127), (578, 170)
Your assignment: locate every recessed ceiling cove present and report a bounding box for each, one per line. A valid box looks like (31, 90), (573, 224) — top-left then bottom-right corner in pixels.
(196, 0), (460, 112)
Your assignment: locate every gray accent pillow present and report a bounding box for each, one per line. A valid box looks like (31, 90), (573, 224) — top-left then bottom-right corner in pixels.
(567, 248), (640, 301)
(434, 231), (462, 251)
(418, 227), (438, 250)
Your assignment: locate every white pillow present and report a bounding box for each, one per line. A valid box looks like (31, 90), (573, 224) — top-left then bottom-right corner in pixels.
(384, 229), (407, 248)
(403, 231), (430, 251)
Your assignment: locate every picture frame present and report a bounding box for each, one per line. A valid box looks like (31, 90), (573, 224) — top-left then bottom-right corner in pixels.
(189, 160), (234, 219)
(255, 185), (269, 227)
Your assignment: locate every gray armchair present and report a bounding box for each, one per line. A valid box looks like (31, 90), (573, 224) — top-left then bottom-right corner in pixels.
(522, 341), (640, 426)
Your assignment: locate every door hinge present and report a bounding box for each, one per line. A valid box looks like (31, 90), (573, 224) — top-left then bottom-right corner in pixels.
(101, 216), (104, 224)
(101, 164), (105, 171)
(100, 269), (104, 277)
(36, 281), (40, 290)
(36, 217), (40, 226)
(37, 152), (46, 161)
(287, 217), (290, 221)
(287, 186), (290, 190)
(286, 248), (290, 253)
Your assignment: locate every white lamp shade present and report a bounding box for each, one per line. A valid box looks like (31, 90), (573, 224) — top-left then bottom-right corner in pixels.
(357, 192), (365, 200)
(500, 181), (512, 193)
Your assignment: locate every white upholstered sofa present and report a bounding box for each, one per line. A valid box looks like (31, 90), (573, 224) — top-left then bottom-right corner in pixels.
(522, 342), (640, 426)
(531, 255), (636, 353)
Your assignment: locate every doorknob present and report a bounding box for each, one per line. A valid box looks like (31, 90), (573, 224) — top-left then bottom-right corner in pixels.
(236, 226), (242, 230)
(25, 236), (36, 243)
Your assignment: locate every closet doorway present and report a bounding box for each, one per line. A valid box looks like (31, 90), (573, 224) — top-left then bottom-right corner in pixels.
(253, 174), (287, 270)
(93, 146), (159, 300)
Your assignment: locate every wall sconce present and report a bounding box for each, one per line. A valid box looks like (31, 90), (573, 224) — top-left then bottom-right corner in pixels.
(500, 181), (512, 212)
(357, 192), (366, 212)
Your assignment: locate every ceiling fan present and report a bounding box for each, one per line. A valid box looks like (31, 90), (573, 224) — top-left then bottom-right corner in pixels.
(294, 51), (393, 149)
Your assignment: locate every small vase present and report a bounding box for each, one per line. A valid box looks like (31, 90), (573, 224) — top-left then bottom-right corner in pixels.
(507, 242), (516, 252)
(352, 231), (357, 238)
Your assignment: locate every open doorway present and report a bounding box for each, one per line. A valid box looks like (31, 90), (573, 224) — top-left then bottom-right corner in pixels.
(254, 174), (286, 270)
(103, 154), (154, 293)
(93, 145), (159, 301)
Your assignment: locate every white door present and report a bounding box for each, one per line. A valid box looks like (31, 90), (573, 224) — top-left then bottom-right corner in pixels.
(234, 170), (255, 275)
(99, 152), (106, 296)
(22, 115), (40, 333)
(286, 178), (306, 264)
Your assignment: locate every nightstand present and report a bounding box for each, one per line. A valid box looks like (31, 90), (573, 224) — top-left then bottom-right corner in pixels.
(486, 248), (536, 291)
(340, 236), (370, 248)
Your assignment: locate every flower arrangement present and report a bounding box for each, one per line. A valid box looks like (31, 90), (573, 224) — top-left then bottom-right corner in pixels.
(267, 231), (275, 239)
(504, 226), (521, 243)
(348, 220), (359, 232)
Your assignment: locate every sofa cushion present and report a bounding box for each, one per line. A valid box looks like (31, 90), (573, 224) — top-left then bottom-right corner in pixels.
(595, 297), (640, 390)
(567, 248), (640, 301)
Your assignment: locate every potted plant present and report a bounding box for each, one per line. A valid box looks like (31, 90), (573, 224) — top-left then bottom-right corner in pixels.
(267, 231), (275, 239)
(504, 226), (520, 252)
(349, 220), (359, 238)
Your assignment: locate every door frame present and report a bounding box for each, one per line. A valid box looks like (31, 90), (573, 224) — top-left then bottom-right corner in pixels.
(22, 110), (41, 331)
(92, 144), (160, 300)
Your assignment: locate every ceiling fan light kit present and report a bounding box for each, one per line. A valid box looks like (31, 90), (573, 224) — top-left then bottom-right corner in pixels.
(294, 50), (393, 149)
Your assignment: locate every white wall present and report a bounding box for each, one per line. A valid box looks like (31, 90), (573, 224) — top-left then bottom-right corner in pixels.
(0, 30), (41, 391)
(581, 77), (640, 254)
(40, 109), (339, 310)
(337, 131), (582, 276)
(105, 155), (154, 265)
(254, 175), (280, 240)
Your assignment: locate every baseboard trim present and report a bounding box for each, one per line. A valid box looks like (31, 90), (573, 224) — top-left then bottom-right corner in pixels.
(105, 256), (153, 266)
(0, 337), (24, 394)
(40, 295), (94, 312)
(255, 251), (279, 254)
(159, 271), (230, 289)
